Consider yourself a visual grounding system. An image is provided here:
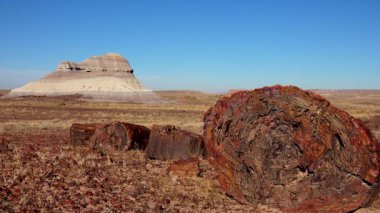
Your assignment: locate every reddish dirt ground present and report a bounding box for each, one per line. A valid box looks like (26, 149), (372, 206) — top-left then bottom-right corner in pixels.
(0, 131), (271, 212)
(0, 91), (379, 212)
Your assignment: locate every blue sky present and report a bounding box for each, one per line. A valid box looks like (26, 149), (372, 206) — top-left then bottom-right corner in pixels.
(0, 0), (379, 91)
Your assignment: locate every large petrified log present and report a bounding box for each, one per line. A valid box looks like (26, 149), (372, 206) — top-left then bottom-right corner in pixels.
(203, 85), (380, 212)
(89, 122), (151, 152)
(145, 125), (204, 160)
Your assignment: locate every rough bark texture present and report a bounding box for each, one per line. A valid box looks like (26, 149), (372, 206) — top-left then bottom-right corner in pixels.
(203, 85), (380, 212)
(145, 125), (204, 160)
(89, 122), (151, 152)
(70, 123), (103, 146)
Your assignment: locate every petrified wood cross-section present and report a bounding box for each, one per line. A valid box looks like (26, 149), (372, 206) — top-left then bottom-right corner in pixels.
(203, 85), (380, 212)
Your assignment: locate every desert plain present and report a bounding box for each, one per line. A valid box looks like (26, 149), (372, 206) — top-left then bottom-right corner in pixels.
(0, 89), (379, 212)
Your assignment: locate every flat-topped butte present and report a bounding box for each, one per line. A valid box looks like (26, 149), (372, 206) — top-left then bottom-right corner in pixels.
(3, 53), (162, 103)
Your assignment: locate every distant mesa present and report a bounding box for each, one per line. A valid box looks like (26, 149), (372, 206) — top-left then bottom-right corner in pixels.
(4, 53), (162, 103)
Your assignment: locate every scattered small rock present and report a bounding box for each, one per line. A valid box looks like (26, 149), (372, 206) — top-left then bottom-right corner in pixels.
(147, 201), (156, 209)
(145, 163), (153, 171)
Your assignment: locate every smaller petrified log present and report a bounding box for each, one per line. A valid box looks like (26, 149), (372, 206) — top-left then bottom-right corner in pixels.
(145, 125), (204, 160)
(89, 122), (151, 152)
(70, 123), (103, 146)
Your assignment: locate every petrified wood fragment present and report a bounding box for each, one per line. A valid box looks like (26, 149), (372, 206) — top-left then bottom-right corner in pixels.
(203, 85), (380, 212)
(145, 125), (204, 160)
(70, 123), (104, 146)
(168, 158), (201, 177)
(89, 122), (151, 152)
(0, 138), (12, 153)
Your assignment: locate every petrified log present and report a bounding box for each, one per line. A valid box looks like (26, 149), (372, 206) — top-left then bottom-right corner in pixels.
(145, 125), (204, 160)
(203, 85), (380, 212)
(89, 122), (151, 152)
(70, 123), (104, 146)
